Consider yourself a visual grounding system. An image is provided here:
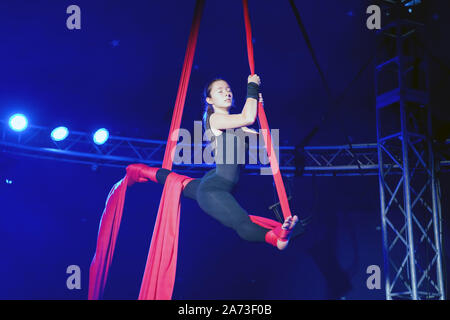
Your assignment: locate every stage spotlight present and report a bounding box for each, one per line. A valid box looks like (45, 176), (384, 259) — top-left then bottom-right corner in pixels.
(93, 128), (109, 145)
(51, 126), (69, 141)
(8, 114), (28, 132)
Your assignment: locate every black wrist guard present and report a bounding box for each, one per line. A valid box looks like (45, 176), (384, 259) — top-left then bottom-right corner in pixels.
(246, 82), (259, 100)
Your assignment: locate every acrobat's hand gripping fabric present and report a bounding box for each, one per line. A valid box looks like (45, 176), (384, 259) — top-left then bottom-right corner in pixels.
(89, 0), (295, 300)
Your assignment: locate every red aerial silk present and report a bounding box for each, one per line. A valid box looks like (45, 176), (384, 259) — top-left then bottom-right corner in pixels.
(242, 0), (292, 220)
(89, 0), (293, 300)
(88, 164), (282, 300)
(137, 171), (190, 300)
(162, 0), (204, 171)
(88, 176), (128, 300)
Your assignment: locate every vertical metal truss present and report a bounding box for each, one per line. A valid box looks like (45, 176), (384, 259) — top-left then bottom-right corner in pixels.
(375, 18), (445, 300)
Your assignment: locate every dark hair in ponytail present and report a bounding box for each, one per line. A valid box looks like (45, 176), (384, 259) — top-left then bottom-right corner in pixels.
(202, 78), (233, 150)
(202, 78), (221, 132)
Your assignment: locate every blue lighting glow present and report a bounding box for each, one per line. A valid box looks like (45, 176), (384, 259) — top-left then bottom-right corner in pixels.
(93, 128), (109, 145)
(51, 126), (69, 141)
(8, 114), (28, 132)
(404, 0), (421, 7)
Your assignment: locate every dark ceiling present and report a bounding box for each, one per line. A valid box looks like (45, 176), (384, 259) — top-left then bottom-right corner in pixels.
(1, 0), (448, 147)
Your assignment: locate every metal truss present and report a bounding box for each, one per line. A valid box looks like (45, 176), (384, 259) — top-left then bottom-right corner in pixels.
(375, 18), (446, 299)
(1, 121), (448, 178)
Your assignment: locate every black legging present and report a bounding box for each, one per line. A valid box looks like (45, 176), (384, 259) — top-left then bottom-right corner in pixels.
(155, 168), (270, 242)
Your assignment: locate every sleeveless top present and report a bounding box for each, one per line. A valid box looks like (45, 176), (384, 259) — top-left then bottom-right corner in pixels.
(207, 113), (249, 184)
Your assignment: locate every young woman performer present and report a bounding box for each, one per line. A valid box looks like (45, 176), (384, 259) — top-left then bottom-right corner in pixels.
(154, 75), (298, 250)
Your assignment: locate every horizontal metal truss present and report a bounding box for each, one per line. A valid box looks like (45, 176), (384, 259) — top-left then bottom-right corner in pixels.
(1, 121), (448, 177)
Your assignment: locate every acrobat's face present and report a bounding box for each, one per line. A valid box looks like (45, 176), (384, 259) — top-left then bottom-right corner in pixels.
(206, 80), (233, 109)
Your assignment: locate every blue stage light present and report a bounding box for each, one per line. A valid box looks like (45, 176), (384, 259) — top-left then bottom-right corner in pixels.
(8, 114), (28, 132)
(51, 126), (69, 141)
(93, 128), (109, 145)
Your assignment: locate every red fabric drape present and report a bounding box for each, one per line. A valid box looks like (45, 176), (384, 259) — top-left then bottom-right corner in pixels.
(88, 163), (282, 300)
(162, 0), (205, 171)
(88, 177), (129, 300)
(89, 0), (205, 300)
(137, 172), (191, 300)
(137, 0), (205, 300)
(242, 0), (293, 220)
(88, 164), (194, 300)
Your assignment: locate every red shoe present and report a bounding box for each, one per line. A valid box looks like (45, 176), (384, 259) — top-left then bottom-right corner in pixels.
(265, 215), (298, 249)
(126, 164), (159, 185)
(265, 224), (291, 247)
